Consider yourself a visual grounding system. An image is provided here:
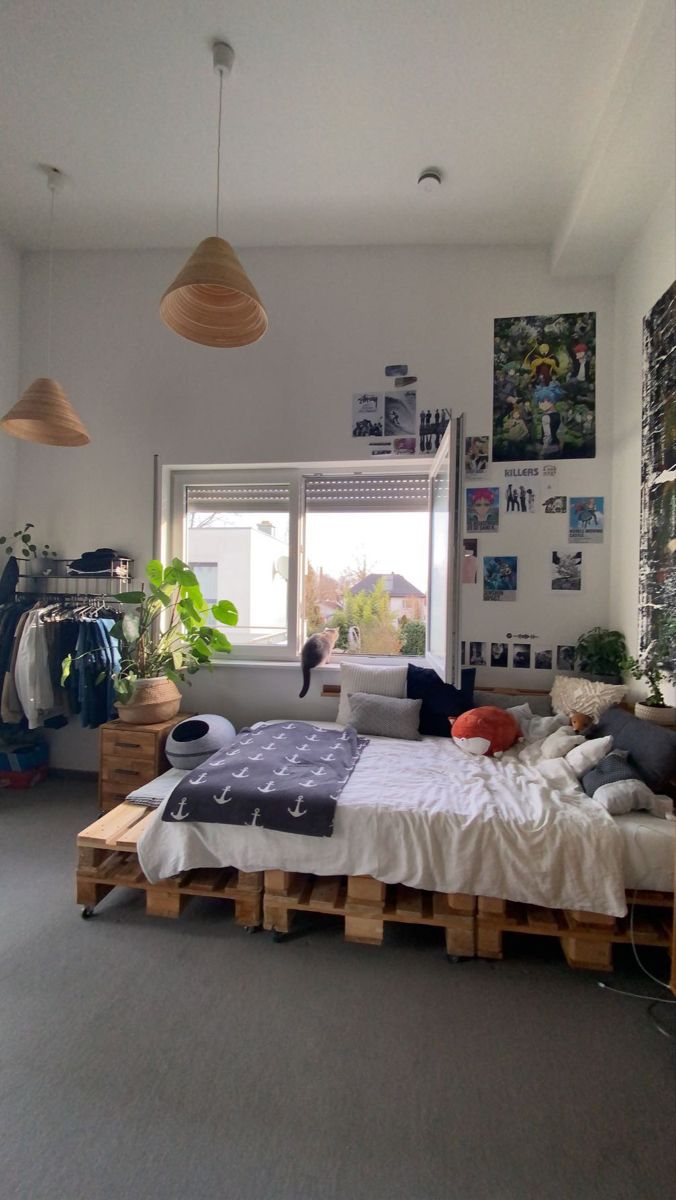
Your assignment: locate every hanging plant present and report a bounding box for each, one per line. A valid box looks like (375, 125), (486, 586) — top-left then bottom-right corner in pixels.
(0, 523), (58, 560)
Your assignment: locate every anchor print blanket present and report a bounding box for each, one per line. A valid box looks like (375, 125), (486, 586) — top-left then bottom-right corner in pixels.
(161, 721), (369, 837)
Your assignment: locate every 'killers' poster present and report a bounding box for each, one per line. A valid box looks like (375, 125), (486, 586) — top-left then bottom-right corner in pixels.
(493, 312), (596, 461)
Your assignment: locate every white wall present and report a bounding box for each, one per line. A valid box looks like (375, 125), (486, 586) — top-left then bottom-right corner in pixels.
(0, 235), (21, 526)
(15, 243), (615, 766)
(610, 181), (676, 704)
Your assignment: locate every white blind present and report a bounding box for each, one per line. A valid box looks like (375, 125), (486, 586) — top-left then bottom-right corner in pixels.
(186, 482), (291, 513)
(304, 474), (429, 513)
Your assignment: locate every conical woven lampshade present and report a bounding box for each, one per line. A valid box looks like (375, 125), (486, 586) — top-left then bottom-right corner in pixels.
(159, 237), (267, 348)
(1, 377), (90, 446)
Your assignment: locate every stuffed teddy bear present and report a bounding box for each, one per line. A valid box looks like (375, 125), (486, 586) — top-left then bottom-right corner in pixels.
(450, 706), (521, 757)
(569, 710), (596, 735)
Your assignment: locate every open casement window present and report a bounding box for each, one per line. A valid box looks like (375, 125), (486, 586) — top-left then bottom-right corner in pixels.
(426, 416), (465, 685)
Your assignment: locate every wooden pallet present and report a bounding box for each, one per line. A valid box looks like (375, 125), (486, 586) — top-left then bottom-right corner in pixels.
(76, 802), (262, 927)
(475, 893), (673, 971)
(263, 871), (476, 956)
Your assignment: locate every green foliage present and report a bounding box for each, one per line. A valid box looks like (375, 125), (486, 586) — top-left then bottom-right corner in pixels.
(0, 522), (57, 560)
(399, 619), (426, 656)
(574, 627), (627, 679)
(329, 578), (402, 655)
(621, 615), (676, 708)
(62, 558), (238, 704)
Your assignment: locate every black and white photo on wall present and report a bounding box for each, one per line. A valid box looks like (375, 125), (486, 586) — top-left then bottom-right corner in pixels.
(556, 645), (576, 671)
(465, 436), (490, 474)
(419, 408), (450, 455)
(490, 642), (509, 667)
(504, 482), (537, 513)
(469, 641), (487, 666)
(493, 311), (596, 461)
(352, 393), (383, 437)
(385, 390), (416, 437)
(534, 647), (553, 670)
(512, 642), (531, 668)
(551, 549), (582, 591)
(542, 495), (567, 514)
(639, 280), (675, 673)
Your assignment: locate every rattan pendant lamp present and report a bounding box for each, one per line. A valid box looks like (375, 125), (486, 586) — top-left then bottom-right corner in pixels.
(159, 41), (267, 348)
(1, 168), (90, 446)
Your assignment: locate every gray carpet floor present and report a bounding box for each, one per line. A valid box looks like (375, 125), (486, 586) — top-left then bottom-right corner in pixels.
(1, 779), (674, 1200)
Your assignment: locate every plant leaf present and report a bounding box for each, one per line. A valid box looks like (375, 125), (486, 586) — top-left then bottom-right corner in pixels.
(21, 533), (31, 543)
(61, 654), (72, 684)
(22, 548), (30, 557)
(95, 670), (107, 686)
(146, 559), (163, 586)
(211, 600), (238, 626)
(116, 591), (146, 604)
(122, 613), (140, 644)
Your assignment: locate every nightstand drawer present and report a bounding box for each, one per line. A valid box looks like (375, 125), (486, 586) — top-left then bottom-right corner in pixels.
(101, 761), (157, 790)
(101, 728), (157, 763)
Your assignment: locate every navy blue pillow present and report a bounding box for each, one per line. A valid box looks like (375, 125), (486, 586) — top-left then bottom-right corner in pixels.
(594, 707), (676, 792)
(406, 665), (476, 737)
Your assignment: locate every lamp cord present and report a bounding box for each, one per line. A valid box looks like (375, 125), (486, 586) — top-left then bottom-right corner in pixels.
(216, 66), (224, 238)
(46, 180), (56, 376)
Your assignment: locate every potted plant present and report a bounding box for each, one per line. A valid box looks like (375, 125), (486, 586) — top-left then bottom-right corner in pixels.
(622, 619), (675, 726)
(574, 627), (628, 683)
(0, 522), (59, 602)
(63, 558), (238, 725)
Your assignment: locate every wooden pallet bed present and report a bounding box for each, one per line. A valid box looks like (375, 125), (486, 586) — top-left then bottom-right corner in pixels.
(76, 802), (262, 928)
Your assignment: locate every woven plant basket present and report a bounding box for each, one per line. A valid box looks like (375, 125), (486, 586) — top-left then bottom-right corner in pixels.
(633, 701), (676, 727)
(117, 677), (181, 725)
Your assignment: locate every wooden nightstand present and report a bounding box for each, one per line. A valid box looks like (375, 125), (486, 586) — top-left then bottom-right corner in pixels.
(98, 715), (191, 812)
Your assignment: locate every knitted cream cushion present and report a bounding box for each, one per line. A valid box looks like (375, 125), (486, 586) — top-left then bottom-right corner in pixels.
(337, 662), (407, 725)
(550, 676), (626, 723)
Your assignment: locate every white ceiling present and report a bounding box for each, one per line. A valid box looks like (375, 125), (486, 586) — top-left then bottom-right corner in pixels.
(0, 0), (673, 271)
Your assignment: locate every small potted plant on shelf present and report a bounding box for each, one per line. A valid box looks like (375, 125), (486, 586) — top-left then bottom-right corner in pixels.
(0, 522), (59, 601)
(622, 618), (676, 726)
(574, 626), (628, 683)
(62, 558), (238, 725)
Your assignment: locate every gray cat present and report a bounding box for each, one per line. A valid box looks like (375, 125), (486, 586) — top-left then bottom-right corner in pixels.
(299, 628), (338, 697)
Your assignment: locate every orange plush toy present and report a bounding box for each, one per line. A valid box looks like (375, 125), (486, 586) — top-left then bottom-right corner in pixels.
(450, 706), (521, 757)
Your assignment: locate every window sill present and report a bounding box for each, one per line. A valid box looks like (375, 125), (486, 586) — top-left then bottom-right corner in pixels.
(210, 656), (428, 670)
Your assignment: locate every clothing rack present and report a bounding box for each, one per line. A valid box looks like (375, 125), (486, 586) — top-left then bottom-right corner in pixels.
(16, 556), (135, 599)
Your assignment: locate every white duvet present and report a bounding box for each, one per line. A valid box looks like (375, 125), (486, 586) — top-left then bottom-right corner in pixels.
(137, 726), (629, 916)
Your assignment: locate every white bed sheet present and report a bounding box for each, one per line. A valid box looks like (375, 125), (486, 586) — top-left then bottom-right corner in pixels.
(134, 726), (637, 916)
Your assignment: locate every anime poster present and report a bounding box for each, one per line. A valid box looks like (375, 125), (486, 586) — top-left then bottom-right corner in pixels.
(466, 487), (499, 532)
(490, 642), (508, 667)
(465, 436), (489, 474)
(639, 281), (675, 671)
(569, 497), (604, 543)
(534, 647), (553, 670)
(542, 495), (567, 514)
(419, 408), (450, 454)
(556, 645), (576, 671)
(385, 391), (416, 436)
(462, 538), (478, 584)
(493, 312), (596, 461)
(552, 549), (582, 590)
(352, 393), (383, 437)
(483, 555), (517, 601)
(468, 641), (487, 666)
(512, 642), (531, 668)
(504, 481), (537, 514)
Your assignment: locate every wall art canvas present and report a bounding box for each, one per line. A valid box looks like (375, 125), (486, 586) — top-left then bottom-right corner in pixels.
(569, 496), (604, 543)
(493, 311), (596, 461)
(639, 281), (675, 671)
(483, 555), (518, 601)
(551, 549), (582, 591)
(465, 436), (490, 474)
(466, 487), (499, 532)
(353, 393), (383, 437)
(504, 481), (537, 513)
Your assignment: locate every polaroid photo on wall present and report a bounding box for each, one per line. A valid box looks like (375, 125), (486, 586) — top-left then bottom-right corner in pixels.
(465, 436), (490, 475)
(418, 408), (450, 455)
(569, 497), (604, 543)
(384, 390), (416, 437)
(352, 393), (384, 437)
(504, 481), (538, 514)
(483, 556), (517, 601)
(462, 538), (478, 585)
(556, 645), (576, 671)
(534, 647), (553, 670)
(551, 549), (582, 591)
(467, 487), (499, 533)
(490, 642), (509, 667)
(512, 642), (531, 668)
(542, 495), (567, 514)
(468, 641), (487, 666)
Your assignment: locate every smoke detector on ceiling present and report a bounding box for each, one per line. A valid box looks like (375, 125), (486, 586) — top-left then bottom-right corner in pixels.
(418, 168), (443, 193)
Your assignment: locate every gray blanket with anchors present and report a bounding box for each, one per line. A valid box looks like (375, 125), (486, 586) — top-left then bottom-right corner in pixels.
(162, 722), (369, 837)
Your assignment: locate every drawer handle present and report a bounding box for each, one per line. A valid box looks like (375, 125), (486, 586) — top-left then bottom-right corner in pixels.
(114, 768), (140, 777)
(115, 740), (143, 749)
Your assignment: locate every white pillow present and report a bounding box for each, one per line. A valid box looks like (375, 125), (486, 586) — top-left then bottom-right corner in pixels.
(508, 703), (568, 742)
(550, 675), (626, 722)
(337, 662), (407, 725)
(594, 779), (673, 818)
(565, 735), (613, 778)
(541, 728), (585, 759)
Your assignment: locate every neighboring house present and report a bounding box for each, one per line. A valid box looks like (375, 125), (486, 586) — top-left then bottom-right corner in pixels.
(348, 573), (426, 621)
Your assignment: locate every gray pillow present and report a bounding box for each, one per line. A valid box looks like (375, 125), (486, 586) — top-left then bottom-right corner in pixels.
(594, 707), (676, 792)
(474, 689), (552, 717)
(347, 693), (422, 740)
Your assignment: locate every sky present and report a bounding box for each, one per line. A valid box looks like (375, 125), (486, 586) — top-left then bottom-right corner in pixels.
(305, 511), (429, 592)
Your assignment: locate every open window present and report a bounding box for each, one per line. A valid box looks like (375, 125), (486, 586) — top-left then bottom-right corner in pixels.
(426, 416), (465, 685)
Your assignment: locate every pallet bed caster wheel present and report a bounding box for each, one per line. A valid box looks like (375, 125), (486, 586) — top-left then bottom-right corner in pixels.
(81, 907), (96, 920)
(272, 930), (287, 943)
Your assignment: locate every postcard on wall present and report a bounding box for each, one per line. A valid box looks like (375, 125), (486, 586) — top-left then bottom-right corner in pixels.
(419, 408), (450, 455)
(490, 642), (508, 667)
(462, 538), (478, 584)
(384, 390), (416, 437)
(542, 495), (567, 514)
(569, 496), (604, 542)
(534, 647), (553, 670)
(369, 440), (393, 456)
(466, 487), (499, 532)
(504, 481), (537, 513)
(353, 393), (384, 437)
(393, 436), (416, 456)
(468, 641), (487, 667)
(465, 436), (489, 475)
(556, 645), (576, 671)
(483, 555), (517, 601)
(551, 549), (582, 591)
(492, 311), (596, 462)
(512, 642), (531, 668)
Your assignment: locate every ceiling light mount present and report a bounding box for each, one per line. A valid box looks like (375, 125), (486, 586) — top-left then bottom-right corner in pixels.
(212, 40), (235, 77)
(418, 167), (443, 193)
(44, 165), (64, 192)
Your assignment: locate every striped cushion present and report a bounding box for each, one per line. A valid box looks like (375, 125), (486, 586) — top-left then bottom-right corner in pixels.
(550, 675), (626, 723)
(337, 662), (407, 725)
